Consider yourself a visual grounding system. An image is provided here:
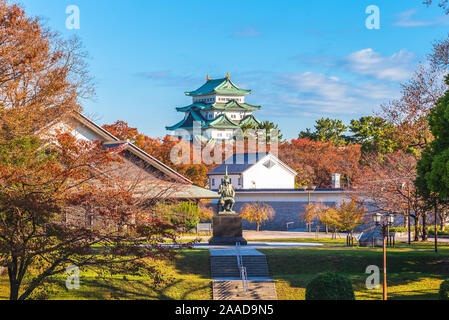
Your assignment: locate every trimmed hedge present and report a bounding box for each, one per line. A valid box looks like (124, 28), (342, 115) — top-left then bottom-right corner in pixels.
(389, 226), (449, 235)
(305, 272), (355, 300)
(439, 279), (449, 300)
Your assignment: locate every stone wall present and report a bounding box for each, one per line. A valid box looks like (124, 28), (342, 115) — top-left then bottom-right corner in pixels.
(208, 201), (337, 231)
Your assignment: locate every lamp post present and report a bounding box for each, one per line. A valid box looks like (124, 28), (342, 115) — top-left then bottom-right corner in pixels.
(373, 211), (395, 301)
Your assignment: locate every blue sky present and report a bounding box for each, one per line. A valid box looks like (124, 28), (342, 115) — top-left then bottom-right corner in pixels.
(18, 0), (449, 140)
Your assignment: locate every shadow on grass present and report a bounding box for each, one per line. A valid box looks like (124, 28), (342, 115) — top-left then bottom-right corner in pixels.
(262, 247), (449, 300)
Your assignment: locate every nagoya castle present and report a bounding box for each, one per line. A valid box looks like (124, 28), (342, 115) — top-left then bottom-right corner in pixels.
(166, 73), (262, 141)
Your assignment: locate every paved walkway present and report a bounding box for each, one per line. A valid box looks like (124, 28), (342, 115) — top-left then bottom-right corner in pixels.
(181, 230), (449, 243)
(182, 230), (346, 241)
(197, 242), (323, 250)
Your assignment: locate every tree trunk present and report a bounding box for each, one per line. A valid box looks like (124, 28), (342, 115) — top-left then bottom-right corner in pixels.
(257, 223), (260, 232)
(414, 216), (420, 242)
(422, 214), (428, 241)
(434, 202), (438, 253)
(9, 284), (19, 300)
(8, 267), (20, 300)
(439, 212), (446, 230)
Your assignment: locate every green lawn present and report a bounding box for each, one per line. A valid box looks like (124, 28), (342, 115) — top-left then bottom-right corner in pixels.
(260, 242), (449, 300)
(0, 250), (212, 300)
(1, 241), (448, 300)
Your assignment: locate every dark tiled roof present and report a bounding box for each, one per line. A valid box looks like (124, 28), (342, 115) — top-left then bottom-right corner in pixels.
(207, 152), (269, 175)
(209, 188), (346, 192)
(236, 188), (346, 192)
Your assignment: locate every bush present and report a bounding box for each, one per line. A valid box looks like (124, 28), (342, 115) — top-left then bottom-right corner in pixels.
(428, 227), (449, 236)
(305, 272), (355, 300)
(389, 226), (449, 235)
(439, 279), (449, 300)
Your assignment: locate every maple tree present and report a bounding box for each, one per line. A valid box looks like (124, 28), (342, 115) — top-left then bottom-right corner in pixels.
(239, 202), (274, 232)
(303, 202), (328, 232)
(0, 132), (189, 300)
(0, 1), (92, 143)
(0, 2), (188, 300)
(103, 121), (211, 186)
(330, 199), (367, 235)
(279, 138), (362, 188)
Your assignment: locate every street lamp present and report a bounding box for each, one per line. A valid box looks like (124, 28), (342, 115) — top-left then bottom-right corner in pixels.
(372, 211), (395, 301)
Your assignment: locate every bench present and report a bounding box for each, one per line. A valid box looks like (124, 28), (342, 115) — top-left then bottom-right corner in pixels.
(196, 223), (212, 234)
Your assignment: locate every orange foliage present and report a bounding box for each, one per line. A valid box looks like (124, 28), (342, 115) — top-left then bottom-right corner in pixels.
(279, 138), (362, 188)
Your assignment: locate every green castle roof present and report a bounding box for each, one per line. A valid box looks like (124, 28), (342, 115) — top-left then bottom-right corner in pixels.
(185, 77), (251, 96)
(167, 111), (258, 131)
(176, 100), (261, 112)
(207, 114), (241, 129)
(166, 109), (206, 131)
(240, 114), (262, 127)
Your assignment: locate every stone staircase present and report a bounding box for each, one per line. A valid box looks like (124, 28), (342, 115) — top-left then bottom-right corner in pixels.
(213, 280), (277, 300)
(210, 251), (277, 300)
(210, 255), (270, 278)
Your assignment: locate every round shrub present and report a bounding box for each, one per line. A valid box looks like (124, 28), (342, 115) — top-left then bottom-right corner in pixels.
(306, 272), (355, 300)
(439, 279), (449, 300)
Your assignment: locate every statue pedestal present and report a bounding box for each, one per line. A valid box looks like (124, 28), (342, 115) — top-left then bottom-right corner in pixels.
(209, 215), (247, 245)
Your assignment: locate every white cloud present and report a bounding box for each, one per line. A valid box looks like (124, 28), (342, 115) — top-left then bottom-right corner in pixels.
(344, 48), (415, 81)
(395, 9), (449, 27)
(272, 72), (399, 116)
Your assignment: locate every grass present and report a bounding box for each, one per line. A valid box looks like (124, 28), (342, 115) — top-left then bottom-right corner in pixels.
(0, 250), (212, 300)
(1, 239), (448, 300)
(260, 241), (449, 300)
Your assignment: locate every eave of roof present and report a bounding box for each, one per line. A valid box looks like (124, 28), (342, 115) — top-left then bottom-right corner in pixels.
(234, 188), (347, 194)
(206, 114), (240, 129)
(165, 110), (206, 131)
(176, 101), (261, 113)
(73, 113), (193, 184)
(240, 114), (262, 127)
(207, 152), (270, 175)
(185, 78), (251, 96)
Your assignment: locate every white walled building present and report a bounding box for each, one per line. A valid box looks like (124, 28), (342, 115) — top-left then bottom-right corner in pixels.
(207, 152), (350, 231)
(207, 153), (297, 190)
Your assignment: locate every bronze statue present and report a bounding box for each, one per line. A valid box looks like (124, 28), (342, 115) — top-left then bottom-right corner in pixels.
(217, 166), (235, 214)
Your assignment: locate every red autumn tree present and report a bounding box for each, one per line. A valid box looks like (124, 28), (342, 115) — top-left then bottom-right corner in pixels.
(0, 1), (188, 300)
(0, 132), (189, 300)
(0, 1), (92, 142)
(279, 138), (362, 188)
(356, 151), (433, 241)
